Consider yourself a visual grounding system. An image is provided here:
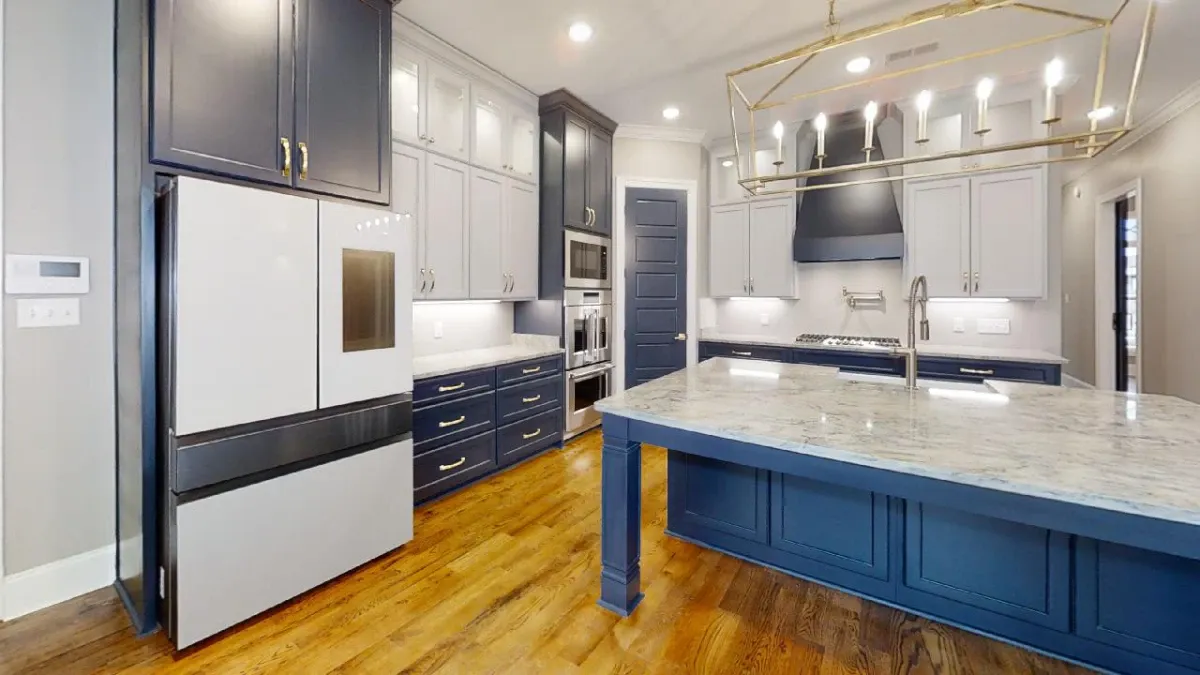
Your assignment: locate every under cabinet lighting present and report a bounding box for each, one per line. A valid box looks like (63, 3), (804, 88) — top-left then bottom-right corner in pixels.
(415, 300), (503, 306)
(928, 297), (1010, 304)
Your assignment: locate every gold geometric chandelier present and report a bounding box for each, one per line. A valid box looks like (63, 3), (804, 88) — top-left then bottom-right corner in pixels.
(726, 0), (1158, 195)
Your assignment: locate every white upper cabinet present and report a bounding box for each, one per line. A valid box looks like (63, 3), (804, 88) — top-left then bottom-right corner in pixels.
(472, 87), (507, 172)
(508, 108), (538, 181)
(392, 44), (425, 146)
(905, 167), (1046, 300)
(425, 61), (470, 161)
(505, 179), (539, 299)
(708, 197), (796, 298)
(424, 154), (471, 300)
(711, 152), (749, 206)
(393, 143), (426, 296)
(902, 84), (1044, 175)
(971, 168), (1046, 299)
(468, 168), (507, 297)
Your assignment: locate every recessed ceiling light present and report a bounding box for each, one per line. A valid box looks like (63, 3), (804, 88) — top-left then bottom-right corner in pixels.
(662, 106), (681, 120)
(1088, 105), (1116, 121)
(568, 21), (593, 43)
(846, 57), (872, 74)
(722, 160), (734, 168)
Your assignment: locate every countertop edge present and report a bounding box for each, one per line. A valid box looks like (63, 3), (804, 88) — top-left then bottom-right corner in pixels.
(700, 335), (1068, 365)
(413, 347), (565, 380)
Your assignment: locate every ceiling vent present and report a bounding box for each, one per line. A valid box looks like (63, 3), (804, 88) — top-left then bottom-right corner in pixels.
(885, 42), (940, 65)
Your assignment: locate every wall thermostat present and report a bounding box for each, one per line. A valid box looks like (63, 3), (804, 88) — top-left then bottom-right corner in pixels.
(5, 254), (90, 294)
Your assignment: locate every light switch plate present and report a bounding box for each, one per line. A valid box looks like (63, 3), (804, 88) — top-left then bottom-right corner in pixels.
(977, 318), (1011, 335)
(433, 321), (444, 339)
(17, 297), (80, 328)
(953, 317), (965, 333)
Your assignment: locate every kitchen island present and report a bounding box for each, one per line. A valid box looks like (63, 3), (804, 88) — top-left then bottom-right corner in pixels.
(595, 358), (1200, 675)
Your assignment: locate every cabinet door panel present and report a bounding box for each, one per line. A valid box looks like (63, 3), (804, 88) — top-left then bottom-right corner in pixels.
(151, 0), (293, 185)
(426, 61), (470, 162)
(392, 43), (425, 145)
(393, 144), (426, 297)
(905, 178), (970, 298)
(472, 88), (507, 172)
(425, 156), (470, 300)
(295, 0), (390, 203)
(509, 108), (539, 181)
(748, 198), (794, 298)
(587, 127), (613, 235)
(709, 205), (749, 298)
(505, 180), (540, 299)
(770, 474), (889, 580)
(469, 169), (506, 298)
(667, 452), (769, 543)
(563, 114), (590, 230)
(972, 168), (1046, 299)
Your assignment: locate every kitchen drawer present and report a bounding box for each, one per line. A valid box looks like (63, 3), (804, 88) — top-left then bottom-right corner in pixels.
(701, 342), (788, 363)
(918, 358), (1053, 384)
(497, 355), (563, 387)
(792, 348), (904, 375)
(415, 368), (496, 408)
(497, 408), (562, 468)
(496, 374), (562, 425)
(414, 432), (497, 504)
(414, 391), (496, 456)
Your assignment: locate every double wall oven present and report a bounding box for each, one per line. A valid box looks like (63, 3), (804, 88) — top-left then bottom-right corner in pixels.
(563, 230), (614, 439)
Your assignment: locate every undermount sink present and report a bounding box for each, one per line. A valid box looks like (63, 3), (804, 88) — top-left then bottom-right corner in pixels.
(836, 370), (996, 393)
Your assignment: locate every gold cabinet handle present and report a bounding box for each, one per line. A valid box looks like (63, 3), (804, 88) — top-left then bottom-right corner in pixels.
(960, 367), (995, 376)
(298, 141), (309, 180)
(439, 415), (466, 428)
(439, 457), (466, 471)
(732, 351), (753, 357)
(280, 137), (292, 177)
(522, 394), (542, 404)
(522, 366), (541, 374)
(522, 428), (542, 440)
(438, 382), (465, 392)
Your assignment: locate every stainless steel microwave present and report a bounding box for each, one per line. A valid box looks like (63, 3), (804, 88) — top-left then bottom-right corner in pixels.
(564, 230), (611, 290)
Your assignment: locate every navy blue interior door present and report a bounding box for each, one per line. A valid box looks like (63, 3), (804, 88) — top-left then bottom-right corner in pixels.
(625, 188), (688, 388)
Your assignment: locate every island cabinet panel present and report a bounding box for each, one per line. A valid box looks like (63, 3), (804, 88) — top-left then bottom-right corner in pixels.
(1075, 539), (1200, 670)
(917, 357), (1059, 385)
(699, 342), (789, 363)
(899, 502), (1070, 632)
(769, 474), (889, 581)
(790, 348), (903, 375)
(667, 452), (768, 543)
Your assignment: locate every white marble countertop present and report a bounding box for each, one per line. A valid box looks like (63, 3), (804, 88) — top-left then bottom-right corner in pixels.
(413, 342), (563, 380)
(700, 332), (1068, 365)
(596, 358), (1200, 526)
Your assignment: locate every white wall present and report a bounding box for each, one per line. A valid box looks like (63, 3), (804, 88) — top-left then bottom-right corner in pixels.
(412, 302), (514, 357)
(3, 0), (115, 574)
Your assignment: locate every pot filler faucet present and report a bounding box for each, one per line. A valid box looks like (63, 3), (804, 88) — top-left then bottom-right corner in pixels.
(900, 275), (930, 390)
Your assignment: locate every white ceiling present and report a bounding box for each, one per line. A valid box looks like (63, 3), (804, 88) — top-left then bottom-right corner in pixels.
(398, 0), (1200, 145)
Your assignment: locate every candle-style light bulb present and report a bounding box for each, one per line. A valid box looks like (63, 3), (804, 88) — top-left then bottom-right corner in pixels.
(1043, 59), (1064, 124)
(915, 90), (933, 145)
(863, 101), (878, 154)
(813, 113), (828, 160)
(772, 120), (784, 164)
(975, 78), (994, 135)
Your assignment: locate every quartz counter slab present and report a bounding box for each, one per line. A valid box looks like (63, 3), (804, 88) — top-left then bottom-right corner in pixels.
(701, 332), (1068, 365)
(413, 345), (564, 380)
(596, 357), (1200, 527)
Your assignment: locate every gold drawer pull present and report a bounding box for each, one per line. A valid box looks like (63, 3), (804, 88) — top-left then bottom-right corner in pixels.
(522, 428), (542, 440)
(522, 394), (542, 404)
(439, 457), (466, 471)
(439, 415), (466, 428)
(438, 382), (466, 392)
(959, 367), (995, 376)
(732, 351), (753, 357)
(522, 365), (542, 374)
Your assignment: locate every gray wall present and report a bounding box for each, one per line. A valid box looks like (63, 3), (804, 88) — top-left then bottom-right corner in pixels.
(1062, 100), (1200, 400)
(3, 0), (116, 574)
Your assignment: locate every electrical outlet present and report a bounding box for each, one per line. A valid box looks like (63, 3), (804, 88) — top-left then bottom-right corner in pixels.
(434, 321), (444, 339)
(977, 318), (1011, 335)
(760, 313), (770, 326)
(953, 317), (965, 333)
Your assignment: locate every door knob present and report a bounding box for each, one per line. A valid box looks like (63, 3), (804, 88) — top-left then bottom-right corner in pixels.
(675, 333), (687, 341)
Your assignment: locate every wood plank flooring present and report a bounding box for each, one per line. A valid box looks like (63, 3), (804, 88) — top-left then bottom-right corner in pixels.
(0, 432), (1094, 674)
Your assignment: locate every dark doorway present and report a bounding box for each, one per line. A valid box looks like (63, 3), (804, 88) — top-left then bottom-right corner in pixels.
(1113, 195), (1138, 392)
(624, 188), (688, 388)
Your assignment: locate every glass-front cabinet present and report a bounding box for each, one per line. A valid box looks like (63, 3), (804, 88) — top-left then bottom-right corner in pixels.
(391, 41), (471, 162)
(426, 62), (470, 161)
(508, 108), (538, 180)
(391, 45), (424, 145)
(471, 86), (538, 182)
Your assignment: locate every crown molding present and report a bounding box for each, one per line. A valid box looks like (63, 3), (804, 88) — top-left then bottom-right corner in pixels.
(614, 124), (707, 144)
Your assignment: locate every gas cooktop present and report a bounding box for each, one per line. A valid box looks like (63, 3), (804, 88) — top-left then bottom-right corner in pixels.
(795, 334), (902, 350)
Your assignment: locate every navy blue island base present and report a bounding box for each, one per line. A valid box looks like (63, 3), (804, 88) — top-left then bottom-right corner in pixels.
(598, 415), (1200, 675)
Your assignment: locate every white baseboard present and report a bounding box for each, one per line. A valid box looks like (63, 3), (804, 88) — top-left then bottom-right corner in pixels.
(2, 544), (115, 620)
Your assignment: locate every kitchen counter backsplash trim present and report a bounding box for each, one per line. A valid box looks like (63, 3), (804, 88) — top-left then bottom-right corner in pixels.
(700, 332), (1067, 365)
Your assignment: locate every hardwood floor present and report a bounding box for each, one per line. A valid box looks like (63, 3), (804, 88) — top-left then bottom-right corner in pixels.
(0, 432), (1093, 674)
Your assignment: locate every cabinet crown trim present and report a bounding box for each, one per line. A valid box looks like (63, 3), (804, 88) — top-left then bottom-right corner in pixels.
(615, 124), (706, 144)
(539, 89), (618, 134)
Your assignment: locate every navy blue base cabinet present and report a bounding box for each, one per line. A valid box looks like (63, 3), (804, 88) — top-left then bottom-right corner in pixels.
(666, 449), (1200, 675)
(413, 356), (564, 504)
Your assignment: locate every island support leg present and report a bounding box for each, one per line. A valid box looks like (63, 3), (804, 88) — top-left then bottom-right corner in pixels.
(598, 416), (644, 616)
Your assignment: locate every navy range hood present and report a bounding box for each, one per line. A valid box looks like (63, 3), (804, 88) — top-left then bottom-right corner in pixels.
(794, 110), (904, 263)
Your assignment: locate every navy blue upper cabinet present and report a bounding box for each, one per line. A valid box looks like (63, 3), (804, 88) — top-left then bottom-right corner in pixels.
(539, 90), (618, 235)
(150, 0), (392, 204)
(295, 0), (391, 203)
(587, 127), (613, 235)
(151, 0), (295, 186)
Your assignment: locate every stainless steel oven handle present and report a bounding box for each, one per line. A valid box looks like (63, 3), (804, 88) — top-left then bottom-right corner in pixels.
(568, 362), (615, 380)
